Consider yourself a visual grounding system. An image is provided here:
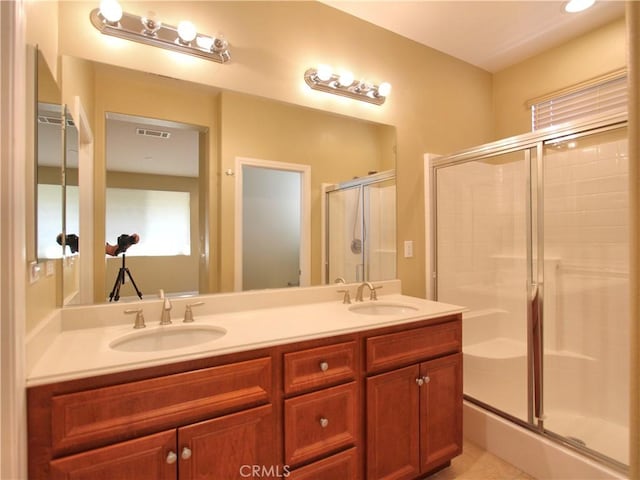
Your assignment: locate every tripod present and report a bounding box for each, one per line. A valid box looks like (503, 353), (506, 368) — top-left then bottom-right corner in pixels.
(109, 254), (143, 302)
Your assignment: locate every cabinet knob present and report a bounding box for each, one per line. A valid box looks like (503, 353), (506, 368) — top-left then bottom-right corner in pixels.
(319, 417), (329, 428)
(166, 451), (177, 464)
(181, 447), (192, 460)
(319, 361), (329, 372)
(423, 375), (430, 384)
(415, 377), (424, 386)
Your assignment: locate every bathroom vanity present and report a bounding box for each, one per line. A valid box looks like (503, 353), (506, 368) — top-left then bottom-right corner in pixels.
(26, 285), (464, 479)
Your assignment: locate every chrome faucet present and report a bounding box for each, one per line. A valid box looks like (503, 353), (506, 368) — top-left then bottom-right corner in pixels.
(159, 289), (172, 325)
(355, 282), (382, 302)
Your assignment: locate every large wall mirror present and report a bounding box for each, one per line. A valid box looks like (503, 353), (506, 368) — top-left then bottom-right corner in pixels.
(60, 56), (397, 305)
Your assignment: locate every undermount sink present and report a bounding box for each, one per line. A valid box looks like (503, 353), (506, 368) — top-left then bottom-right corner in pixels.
(110, 324), (227, 353)
(348, 302), (419, 316)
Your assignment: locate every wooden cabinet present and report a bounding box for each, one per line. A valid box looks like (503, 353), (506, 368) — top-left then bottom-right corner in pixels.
(49, 430), (176, 480)
(178, 404), (275, 480)
(49, 405), (275, 480)
(29, 313), (462, 480)
(283, 341), (360, 478)
(286, 448), (358, 480)
(419, 355), (463, 473)
(366, 322), (462, 480)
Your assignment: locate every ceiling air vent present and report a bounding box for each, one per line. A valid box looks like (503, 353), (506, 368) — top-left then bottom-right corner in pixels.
(136, 127), (171, 139)
(38, 115), (64, 125)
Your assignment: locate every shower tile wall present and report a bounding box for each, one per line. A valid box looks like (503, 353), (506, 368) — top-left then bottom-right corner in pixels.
(543, 133), (629, 440)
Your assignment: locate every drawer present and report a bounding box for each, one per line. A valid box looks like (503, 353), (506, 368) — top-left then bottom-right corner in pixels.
(287, 447), (358, 480)
(284, 382), (357, 467)
(51, 357), (271, 455)
(284, 341), (356, 395)
(366, 319), (461, 373)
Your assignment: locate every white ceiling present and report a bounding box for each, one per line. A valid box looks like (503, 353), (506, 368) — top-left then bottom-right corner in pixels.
(322, 1), (626, 72)
(106, 114), (200, 177)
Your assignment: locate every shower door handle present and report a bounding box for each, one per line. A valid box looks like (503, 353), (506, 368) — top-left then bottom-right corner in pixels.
(530, 283), (544, 422)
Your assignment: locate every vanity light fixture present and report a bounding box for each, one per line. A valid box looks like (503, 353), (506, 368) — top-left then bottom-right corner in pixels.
(304, 66), (391, 105)
(90, 0), (231, 63)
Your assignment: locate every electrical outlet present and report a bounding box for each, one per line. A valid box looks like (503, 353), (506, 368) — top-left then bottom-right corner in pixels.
(46, 261), (55, 277)
(403, 240), (413, 258)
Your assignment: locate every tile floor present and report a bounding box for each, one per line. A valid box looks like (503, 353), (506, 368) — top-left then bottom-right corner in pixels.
(429, 440), (536, 480)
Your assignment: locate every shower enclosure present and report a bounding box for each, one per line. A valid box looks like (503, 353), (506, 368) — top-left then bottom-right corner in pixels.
(430, 114), (629, 470)
(325, 170), (396, 284)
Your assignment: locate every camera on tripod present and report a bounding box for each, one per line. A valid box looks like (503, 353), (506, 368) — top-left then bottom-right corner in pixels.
(106, 233), (140, 257)
(108, 233), (142, 302)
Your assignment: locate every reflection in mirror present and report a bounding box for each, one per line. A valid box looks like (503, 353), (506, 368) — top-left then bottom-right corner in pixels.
(61, 57), (396, 305)
(62, 107), (80, 304)
(326, 172), (396, 284)
(104, 113), (203, 302)
(36, 48), (64, 261)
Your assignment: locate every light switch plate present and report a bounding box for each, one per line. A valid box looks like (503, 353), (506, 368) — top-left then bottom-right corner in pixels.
(403, 240), (413, 258)
(29, 261), (41, 284)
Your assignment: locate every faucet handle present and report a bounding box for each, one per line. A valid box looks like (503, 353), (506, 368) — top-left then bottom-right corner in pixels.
(125, 308), (146, 329)
(183, 301), (204, 323)
(337, 289), (352, 304)
(370, 285), (383, 300)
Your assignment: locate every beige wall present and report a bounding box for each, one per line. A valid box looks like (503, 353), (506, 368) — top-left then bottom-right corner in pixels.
(493, 17), (627, 138)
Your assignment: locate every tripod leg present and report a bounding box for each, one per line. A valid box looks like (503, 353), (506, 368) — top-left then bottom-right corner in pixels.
(124, 268), (143, 299)
(109, 268), (125, 302)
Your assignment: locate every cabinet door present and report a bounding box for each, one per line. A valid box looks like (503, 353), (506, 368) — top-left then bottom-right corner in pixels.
(178, 404), (276, 480)
(419, 353), (463, 473)
(49, 430), (176, 480)
(366, 364), (420, 480)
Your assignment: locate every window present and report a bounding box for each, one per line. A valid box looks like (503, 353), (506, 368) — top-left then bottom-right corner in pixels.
(530, 73), (627, 131)
(106, 188), (191, 256)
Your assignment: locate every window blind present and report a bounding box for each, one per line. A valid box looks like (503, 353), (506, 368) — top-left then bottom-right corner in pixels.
(531, 75), (627, 131)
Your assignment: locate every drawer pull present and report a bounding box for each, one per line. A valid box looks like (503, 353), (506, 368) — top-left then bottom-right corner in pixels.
(319, 417), (329, 428)
(166, 451), (177, 464)
(181, 447), (192, 460)
(319, 361), (329, 372)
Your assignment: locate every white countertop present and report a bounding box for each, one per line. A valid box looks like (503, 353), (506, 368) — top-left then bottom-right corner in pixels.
(26, 282), (465, 387)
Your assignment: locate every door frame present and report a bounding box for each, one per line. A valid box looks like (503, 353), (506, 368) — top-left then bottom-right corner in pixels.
(234, 157), (311, 292)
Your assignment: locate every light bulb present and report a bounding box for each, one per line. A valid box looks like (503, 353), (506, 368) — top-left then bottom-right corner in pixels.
(177, 21), (197, 43)
(316, 65), (333, 82)
(377, 82), (392, 97)
(564, 0), (595, 13)
(196, 35), (214, 50)
(99, 0), (123, 23)
(338, 71), (354, 87)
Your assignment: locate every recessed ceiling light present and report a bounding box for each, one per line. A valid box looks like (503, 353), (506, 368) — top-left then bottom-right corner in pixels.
(564, 0), (596, 13)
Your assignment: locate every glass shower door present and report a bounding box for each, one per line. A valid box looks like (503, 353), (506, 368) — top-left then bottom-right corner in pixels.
(435, 149), (534, 423)
(541, 126), (629, 467)
(363, 178), (396, 282)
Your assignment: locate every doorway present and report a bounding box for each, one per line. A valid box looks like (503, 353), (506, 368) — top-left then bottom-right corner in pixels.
(234, 157), (310, 291)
